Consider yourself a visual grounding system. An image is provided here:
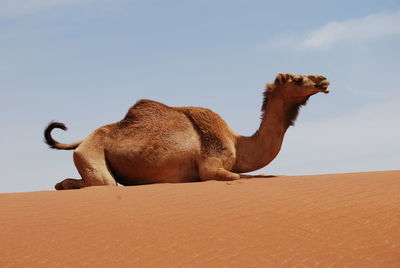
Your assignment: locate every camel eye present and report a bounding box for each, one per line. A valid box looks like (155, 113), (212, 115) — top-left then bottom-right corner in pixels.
(293, 77), (303, 83)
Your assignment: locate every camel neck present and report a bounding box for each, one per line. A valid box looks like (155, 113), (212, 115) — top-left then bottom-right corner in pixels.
(233, 97), (292, 173)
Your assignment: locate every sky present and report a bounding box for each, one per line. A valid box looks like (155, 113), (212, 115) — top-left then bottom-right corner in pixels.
(1, 0), (399, 193)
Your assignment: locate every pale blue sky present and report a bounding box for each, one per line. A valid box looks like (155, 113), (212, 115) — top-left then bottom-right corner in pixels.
(1, 0), (399, 193)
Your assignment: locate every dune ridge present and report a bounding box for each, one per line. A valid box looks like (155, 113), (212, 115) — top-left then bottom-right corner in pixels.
(1, 170), (399, 267)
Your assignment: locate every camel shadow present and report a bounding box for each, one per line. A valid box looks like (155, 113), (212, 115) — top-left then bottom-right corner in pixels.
(239, 174), (278, 179)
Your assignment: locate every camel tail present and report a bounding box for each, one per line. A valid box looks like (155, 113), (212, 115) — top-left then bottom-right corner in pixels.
(44, 121), (81, 150)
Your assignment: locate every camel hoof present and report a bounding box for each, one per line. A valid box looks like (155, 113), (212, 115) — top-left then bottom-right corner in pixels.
(55, 182), (63, 190)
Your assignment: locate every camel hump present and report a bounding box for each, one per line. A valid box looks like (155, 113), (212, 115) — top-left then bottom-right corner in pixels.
(123, 99), (173, 120)
(178, 107), (233, 155)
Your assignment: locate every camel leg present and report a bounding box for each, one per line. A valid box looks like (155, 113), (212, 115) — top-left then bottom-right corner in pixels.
(55, 147), (117, 190)
(198, 159), (240, 181)
(55, 178), (85, 190)
(215, 168), (241, 180)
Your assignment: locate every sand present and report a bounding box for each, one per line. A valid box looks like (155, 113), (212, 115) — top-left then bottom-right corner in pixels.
(1, 170), (399, 267)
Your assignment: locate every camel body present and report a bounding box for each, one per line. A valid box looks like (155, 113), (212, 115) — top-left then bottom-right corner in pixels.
(45, 73), (330, 190)
(81, 100), (237, 186)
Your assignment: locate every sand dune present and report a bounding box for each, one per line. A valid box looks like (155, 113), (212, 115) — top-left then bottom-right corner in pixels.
(1, 170), (399, 267)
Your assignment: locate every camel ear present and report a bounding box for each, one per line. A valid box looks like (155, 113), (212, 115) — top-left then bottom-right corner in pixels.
(275, 73), (285, 84)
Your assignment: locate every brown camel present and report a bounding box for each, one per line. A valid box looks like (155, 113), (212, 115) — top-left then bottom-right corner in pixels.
(44, 73), (330, 190)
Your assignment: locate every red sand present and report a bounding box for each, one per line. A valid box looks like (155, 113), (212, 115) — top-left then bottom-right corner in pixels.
(1, 170), (399, 267)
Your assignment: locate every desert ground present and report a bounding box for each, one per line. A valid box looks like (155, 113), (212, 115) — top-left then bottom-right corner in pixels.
(1, 170), (399, 267)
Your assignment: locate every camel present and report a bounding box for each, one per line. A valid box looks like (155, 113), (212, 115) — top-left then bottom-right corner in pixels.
(44, 73), (330, 190)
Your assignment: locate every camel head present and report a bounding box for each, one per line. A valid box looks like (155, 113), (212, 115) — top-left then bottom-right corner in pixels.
(266, 73), (330, 104)
(262, 73), (330, 127)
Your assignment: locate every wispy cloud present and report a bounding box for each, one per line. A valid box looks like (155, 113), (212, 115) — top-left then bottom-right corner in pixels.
(267, 10), (400, 50)
(302, 10), (400, 49)
(0, 0), (98, 19)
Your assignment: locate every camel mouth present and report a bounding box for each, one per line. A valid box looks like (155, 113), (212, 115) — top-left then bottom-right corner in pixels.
(315, 85), (329, 93)
(314, 81), (330, 94)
